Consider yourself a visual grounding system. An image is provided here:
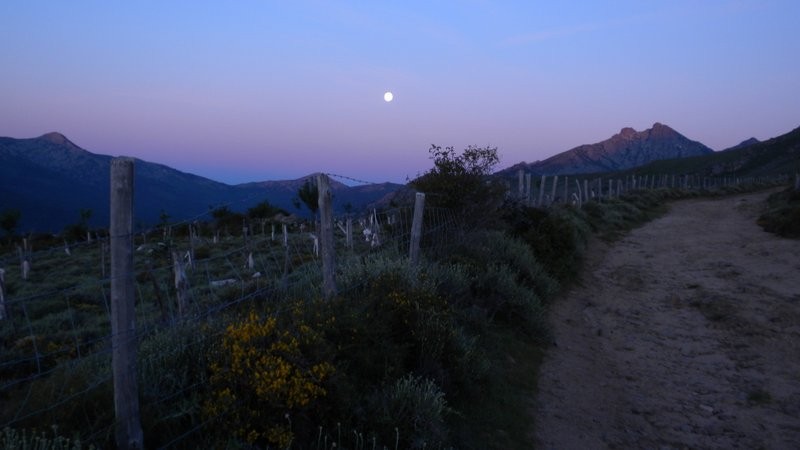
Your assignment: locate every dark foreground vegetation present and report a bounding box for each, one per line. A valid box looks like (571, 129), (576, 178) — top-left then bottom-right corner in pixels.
(0, 146), (791, 449)
(758, 186), (800, 238)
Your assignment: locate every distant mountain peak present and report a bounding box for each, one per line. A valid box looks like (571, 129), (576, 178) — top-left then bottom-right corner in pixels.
(725, 137), (761, 151)
(39, 132), (70, 145)
(504, 122), (713, 176)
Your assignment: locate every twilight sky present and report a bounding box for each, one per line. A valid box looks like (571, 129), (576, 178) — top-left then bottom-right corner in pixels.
(1, 1), (798, 185)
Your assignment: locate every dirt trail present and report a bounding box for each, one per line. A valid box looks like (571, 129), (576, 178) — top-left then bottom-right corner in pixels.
(532, 189), (800, 449)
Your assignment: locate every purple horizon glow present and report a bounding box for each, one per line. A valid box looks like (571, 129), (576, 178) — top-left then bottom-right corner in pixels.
(2, 1), (799, 185)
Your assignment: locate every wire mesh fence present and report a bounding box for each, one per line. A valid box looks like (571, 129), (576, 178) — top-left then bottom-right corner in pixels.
(0, 173), (461, 447)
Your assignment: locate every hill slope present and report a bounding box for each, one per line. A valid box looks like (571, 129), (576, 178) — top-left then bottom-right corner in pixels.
(506, 123), (713, 175)
(624, 125), (800, 177)
(0, 133), (401, 232)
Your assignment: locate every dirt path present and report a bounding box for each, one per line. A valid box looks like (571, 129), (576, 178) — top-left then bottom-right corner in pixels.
(532, 189), (800, 449)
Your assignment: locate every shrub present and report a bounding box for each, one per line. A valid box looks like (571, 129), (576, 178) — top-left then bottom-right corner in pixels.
(204, 311), (334, 448)
(509, 207), (590, 282)
(758, 187), (800, 238)
(410, 145), (506, 224)
(368, 374), (450, 449)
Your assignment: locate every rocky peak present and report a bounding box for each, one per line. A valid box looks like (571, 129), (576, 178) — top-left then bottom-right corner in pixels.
(619, 127), (637, 138)
(39, 132), (69, 145)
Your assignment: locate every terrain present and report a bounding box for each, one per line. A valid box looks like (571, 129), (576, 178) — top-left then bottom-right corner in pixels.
(0, 133), (401, 232)
(533, 189), (800, 449)
(505, 123), (713, 175)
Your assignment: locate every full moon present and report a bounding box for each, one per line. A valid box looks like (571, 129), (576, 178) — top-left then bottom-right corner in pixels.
(383, 91), (394, 102)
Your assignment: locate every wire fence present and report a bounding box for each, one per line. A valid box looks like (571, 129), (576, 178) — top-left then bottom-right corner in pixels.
(0, 165), (791, 448)
(0, 171), (461, 448)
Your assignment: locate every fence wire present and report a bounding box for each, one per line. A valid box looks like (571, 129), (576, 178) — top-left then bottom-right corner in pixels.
(0, 170), (788, 447)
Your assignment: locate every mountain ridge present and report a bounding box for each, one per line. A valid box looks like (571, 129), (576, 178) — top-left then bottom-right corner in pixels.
(503, 123), (714, 176)
(0, 133), (402, 232)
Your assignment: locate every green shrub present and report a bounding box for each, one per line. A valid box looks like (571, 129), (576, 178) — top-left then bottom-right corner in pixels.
(759, 187), (800, 238)
(368, 374), (450, 449)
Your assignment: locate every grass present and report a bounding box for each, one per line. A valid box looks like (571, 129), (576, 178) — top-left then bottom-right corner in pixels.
(0, 181), (787, 448)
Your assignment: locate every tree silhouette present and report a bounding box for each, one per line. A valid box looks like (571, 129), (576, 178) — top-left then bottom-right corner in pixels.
(0, 209), (21, 243)
(296, 179), (319, 215)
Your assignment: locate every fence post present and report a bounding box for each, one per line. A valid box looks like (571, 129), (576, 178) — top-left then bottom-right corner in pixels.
(550, 175), (558, 206)
(525, 173), (532, 206)
(109, 158), (144, 450)
(563, 176), (568, 205)
(583, 179), (589, 203)
(538, 175), (547, 207)
(409, 192), (425, 265)
(172, 252), (188, 318)
(517, 169), (524, 197)
(317, 174), (337, 299)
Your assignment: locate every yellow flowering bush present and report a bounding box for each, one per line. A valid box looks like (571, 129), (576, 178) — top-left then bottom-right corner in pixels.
(205, 310), (334, 447)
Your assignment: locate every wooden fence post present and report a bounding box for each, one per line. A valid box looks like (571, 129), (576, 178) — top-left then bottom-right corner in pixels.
(525, 173), (532, 206)
(409, 192), (425, 265)
(346, 218), (353, 250)
(109, 158), (144, 450)
(517, 169), (524, 197)
(551, 175), (558, 206)
(317, 174), (337, 299)
(172, 252), (188, 317)
(538, 175), (547, 207)
(583, 179), (589, 203)
(574, 179), (583, 207)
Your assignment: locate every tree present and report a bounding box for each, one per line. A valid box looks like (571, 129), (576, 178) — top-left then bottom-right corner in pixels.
(296, 179), (319, 216)
(0, 209), (21, 243)
(63, 208), (93, 242)
(247, 200), (286, 219)
(410, 145), (505, 218)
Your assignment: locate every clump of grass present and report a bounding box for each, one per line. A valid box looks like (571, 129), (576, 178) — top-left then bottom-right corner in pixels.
(0, 426), (95, 450)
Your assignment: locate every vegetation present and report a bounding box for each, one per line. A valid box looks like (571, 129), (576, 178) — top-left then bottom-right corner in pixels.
(0, 149), (790, 448)
(758, 186), (800, 238)
(410, 145), (506, 223)
(0, 209), (21, 243)
(296, 179), (319, 216)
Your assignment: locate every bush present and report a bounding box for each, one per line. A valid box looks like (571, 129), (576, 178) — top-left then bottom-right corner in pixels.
(410, 145), (506, 225)
(503, 206), (589, 282)
(758, 187), (800, 238)
(368, 374), (450, 449)
(204, 311), (335, 448)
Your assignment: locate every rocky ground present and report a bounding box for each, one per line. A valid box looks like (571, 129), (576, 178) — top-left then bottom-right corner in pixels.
(532, 189), (800, 449)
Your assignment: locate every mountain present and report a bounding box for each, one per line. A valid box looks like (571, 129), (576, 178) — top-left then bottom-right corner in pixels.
(505, 123), (713, 176)
(0, 133), (401, 233)
(628, 126), (800, 177)
(725, 137), (760, 151)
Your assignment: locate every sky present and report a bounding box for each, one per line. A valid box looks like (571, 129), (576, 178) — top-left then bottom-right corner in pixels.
(1, 1), (799, 185)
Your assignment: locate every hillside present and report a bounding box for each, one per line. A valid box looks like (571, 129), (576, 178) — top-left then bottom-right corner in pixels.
(0, 133), (401, 232)
(621, 125), (800, 177)
(505, 123), (713, 176)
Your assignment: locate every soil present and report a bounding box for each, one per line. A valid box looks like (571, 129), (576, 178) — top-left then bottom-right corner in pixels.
(532, 189), (800, 449)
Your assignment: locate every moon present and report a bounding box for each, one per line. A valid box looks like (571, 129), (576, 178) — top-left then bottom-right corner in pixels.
(383, 91), (394, 102)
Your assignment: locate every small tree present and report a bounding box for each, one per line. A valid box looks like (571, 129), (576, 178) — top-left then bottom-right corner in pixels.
(0, 209), (21, 243)
(410, 145), (505, 220)
(247, 200), (286, 219)
(296, 179), (319, 216)
(63, 208), (93, 242)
